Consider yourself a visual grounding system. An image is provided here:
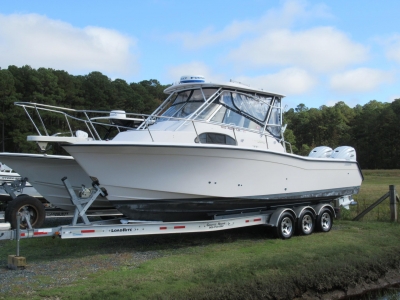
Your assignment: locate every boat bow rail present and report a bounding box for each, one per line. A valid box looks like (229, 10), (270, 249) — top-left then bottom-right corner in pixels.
(15, 102), (148, 144)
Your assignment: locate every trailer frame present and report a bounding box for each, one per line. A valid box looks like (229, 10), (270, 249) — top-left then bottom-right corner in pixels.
(0, 177), (336, 242)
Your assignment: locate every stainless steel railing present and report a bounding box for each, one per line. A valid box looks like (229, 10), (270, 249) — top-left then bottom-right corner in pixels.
(15, 102), (292, 153)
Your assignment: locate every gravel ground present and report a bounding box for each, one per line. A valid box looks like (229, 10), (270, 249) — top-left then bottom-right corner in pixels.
(0, 217), (163, 297)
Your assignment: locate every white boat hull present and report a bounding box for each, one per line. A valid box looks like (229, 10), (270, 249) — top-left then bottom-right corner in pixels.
(0, 153), (113, 211)
(63, 142), (363, 221)
(0, 162), (42, 198)
(0, 175), (42, 198)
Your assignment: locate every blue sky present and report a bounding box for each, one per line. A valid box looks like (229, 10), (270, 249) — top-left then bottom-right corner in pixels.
(1, 0), (399, 109)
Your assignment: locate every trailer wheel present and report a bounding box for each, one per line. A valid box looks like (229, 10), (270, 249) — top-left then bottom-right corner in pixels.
(4, 195), (46, 229)
(275, 212), (294, 239)
(297, 211), (315, 235)
(316, 209), (333, 232)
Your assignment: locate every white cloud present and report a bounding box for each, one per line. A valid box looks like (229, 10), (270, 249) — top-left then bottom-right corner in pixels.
(383, 34), (400, 63)
(235, 68), (317, 95)
(166, 0), (332, 49)
(166, 61), (225, 83)
(389, 95), (400, 102)
(324, 100), (337, 107)
(329, 68), (394, 93)
(228, 27), (368, 73)
(0, 13), (138, 76)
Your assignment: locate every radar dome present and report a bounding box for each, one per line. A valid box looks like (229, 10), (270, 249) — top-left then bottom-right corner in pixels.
(179, 75), (205, 84)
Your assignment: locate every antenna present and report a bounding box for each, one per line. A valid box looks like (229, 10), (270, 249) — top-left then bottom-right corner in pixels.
(230, 79), (250, 87)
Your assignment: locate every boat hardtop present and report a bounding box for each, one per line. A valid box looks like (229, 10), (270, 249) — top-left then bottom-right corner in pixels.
(164, 77), (285, 98)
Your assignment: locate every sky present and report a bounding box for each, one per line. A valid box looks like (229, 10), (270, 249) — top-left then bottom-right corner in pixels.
(1, 0), (399, 109)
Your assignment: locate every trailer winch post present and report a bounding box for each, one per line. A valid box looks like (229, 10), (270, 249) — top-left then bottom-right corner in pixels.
(61, 177), (107, 226)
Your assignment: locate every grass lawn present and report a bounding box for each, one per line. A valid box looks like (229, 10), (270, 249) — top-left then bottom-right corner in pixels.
(346, 169), (400, 221)
(0, 170), (399, 299)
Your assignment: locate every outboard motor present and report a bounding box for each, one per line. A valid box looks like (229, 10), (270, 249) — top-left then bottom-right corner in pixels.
(308, 146), (333, 158)
(330, 146), (357, 161)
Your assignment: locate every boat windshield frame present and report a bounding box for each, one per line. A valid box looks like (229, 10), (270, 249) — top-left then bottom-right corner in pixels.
(143, 86), (283, 138)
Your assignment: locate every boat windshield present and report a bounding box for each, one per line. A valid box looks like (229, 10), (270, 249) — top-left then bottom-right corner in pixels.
(210, 106), (261, 130)
(208, 91), (274, 130)
(231, 92), (271, 122)
(266, 99), (282, 137)
(160, 88), (218, 120)
(157, 87), (281, 136)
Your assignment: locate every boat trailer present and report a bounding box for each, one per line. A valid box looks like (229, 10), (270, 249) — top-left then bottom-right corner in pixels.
(0, 175), (339, 271)
(0, 177), (337, 243)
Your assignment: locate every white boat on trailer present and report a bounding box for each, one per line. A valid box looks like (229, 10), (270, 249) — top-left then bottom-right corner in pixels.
(0, 107), (140, 229)
(0, 162), (42, 198)
(25, 75), (363, 233)
(0, 153), (112, 212)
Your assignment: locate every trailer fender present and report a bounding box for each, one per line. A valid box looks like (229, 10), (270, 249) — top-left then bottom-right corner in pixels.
(292, 206), (316, 219)
(313, 203), (335, 218)
(268, 207), (296, 227)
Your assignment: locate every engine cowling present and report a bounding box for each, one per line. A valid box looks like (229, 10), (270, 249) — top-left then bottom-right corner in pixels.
(308, 146), (333, 158)
(331, 146), (357, 161)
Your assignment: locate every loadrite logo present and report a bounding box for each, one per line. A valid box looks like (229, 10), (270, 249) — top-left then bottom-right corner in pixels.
(110, 228), (133, 232)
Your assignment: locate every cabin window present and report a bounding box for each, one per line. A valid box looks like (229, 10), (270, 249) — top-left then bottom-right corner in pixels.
(174, 102), (203, 118)
(211, 106), (260, 130)
(161, 88), (218, 120)
(195, 133), (237, 145)
(197, 103), (220, 120)
(210, 106), (227, 123)
(232, 93), (270, 122)
(219, 91), (271, 123)
(161, 103), (186, 118)
(224, 109), (245, 127)
(266, 99), (281, 137)
(172, 90), (191, 105)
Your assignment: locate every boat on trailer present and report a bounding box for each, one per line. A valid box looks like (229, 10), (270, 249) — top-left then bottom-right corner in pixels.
(0, 153), (111, 211)
(0, 107), (141, 228)
(0, 162), (41, 198)
(26, 75), (363, 222)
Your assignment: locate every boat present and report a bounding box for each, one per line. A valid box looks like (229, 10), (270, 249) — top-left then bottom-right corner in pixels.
(24, 76), (363, 222)
(0, 153), (112, 211)
(0, 104), (149, 213)
(0, 162), (42, 198)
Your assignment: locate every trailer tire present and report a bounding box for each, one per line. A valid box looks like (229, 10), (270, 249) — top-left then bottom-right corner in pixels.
(297, 211), (315, 235)
(316, 209), (333, 232)
(275, 212), (294, 239)
(4, 195), (46, 229)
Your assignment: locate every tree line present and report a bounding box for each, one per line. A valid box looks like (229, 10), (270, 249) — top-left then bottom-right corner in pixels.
(0, 65), (168, 154)
(284, 100), (400, 169)
(0, 65), (399, 169)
